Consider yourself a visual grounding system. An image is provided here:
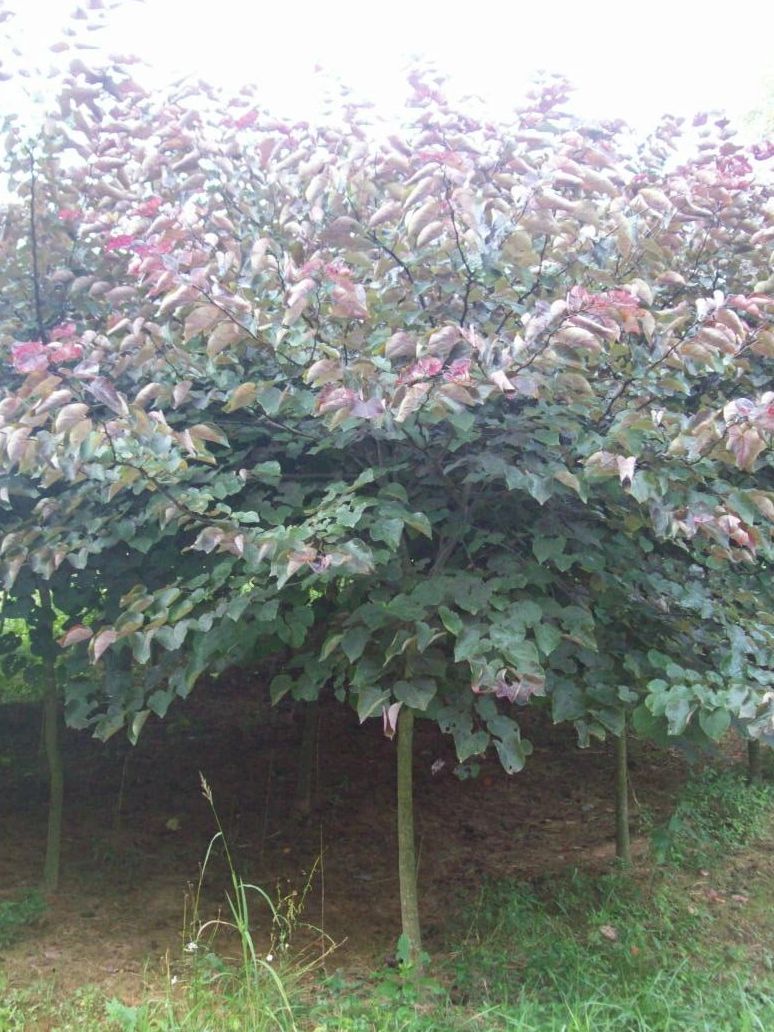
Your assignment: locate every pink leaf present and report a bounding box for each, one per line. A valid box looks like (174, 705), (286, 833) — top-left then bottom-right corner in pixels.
(350, 396), (386, 419)
(49, 322), (77, 339)
(617, 456), (637, 487)
(48, 341), (84, 364)
(59, 624), (93, 647)
(382, 702), (402, 740)
(91, 629), (118, 663)
(11, 341), (49, 374)
(316, 386), (357, 415)
(104, 234), (136, 252)
(443, 358), (472, 384)
(397, 357), (443, 385)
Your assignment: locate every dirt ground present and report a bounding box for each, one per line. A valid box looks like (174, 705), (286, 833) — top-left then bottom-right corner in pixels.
(0, 676), (691, 999)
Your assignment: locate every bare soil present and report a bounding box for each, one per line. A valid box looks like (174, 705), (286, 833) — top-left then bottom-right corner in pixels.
(0, 676), (690, 999)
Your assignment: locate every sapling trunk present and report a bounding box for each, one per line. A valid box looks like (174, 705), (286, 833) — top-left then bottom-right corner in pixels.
(39, 587), (63, 894)
(747, 738), (762, 786)
(615, 719), (631, 865)
(294, 700), (318, 816)
(397, 706), (423, 971)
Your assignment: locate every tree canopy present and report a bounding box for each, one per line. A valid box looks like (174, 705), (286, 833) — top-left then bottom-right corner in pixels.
(0, 47), (772, 762)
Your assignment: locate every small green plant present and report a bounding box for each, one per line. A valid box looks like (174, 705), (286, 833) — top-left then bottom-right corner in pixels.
(651, 768), (774, 868)
(168, 773), (336, 1031)
(0, 890), (46, 947)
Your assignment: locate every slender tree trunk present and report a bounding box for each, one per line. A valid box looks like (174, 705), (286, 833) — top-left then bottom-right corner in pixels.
(294, 700), (318, 816)
(397, 706), (423, 971)
(615, 719), (631, 865)
(39, 587), (63, 894)
(747, 738), (762, 786)
(258, 706), (277, 866)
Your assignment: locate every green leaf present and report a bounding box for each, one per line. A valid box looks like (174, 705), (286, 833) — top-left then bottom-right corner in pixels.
(147, 690), (174, 718)
(129, 709), (150, 744)
(631, 704), (669, 745)
(593, 707), (625, 736)
(394, 678), (437, 710)
(494, 731), (532, 774)
(526, 474), (553, 505)
(255, 385), (283, 415)
(534, 622), (562, 656)
(270, 674), (294, 705)
(356, 686), (390, 723)
(698, 707), (731, 741)
(438, 606), (463, 636)
(489, 628), (540, 671)
(475, 695), (498, 720)
(454, 626), (483, 662)
(415, 622), (441, 652)
(370, 517), (404, 549)
(320, 633), (343, 660)
(252, 460), (282, 481)
(341, 626), (370, 663)
(403, 512), (432, 538)
(532, 536), (567, 565)
(664, 694), (693, 736)
(551, 681), (587, 723)
(617, 685), (639, 704)
(453, 727), (490, 762)
(516, 600), (543, 627)
(154, 622), (188, 651)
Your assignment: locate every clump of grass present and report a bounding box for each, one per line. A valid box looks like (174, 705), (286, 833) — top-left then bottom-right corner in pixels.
(0, 890), (46, 948)
(651, 767), (774, 868)
(100, 773), (336, 1032)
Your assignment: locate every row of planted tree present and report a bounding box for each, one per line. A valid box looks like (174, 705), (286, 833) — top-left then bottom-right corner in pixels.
(0, 3), (772, 969)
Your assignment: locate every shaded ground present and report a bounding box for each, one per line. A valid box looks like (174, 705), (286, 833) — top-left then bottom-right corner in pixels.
(0, 677), (689, 999)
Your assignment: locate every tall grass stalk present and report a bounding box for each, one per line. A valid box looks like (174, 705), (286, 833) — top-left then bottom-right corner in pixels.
(185, 773), (336, 1031)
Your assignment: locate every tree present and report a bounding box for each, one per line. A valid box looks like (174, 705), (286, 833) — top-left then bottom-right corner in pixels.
(1, 27), (772, 948)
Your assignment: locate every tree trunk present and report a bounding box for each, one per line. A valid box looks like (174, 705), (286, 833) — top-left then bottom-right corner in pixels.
(615, 719), (631, 865)
(397, 706), (423, 971)
(747, 738), (762, 786)
(294, 700), (318, 816)
(39, 587), (63, 894)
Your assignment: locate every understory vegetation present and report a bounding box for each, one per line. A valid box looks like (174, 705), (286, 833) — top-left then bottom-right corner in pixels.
(1, 769), (772, 1032)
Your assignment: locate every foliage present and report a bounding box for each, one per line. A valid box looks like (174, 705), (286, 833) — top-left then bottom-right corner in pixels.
(0, 4), (772, 769)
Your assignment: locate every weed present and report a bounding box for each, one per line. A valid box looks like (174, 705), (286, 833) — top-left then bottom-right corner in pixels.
(112, 772), (338, 1032)
(0, 890), (46, 947)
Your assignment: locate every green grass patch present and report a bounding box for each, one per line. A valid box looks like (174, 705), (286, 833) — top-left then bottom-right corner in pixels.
(651, 767), (774, 869)
(0, 891), (46, 948)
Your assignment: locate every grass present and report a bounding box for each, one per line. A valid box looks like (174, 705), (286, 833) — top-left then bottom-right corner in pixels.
(0, 892), (46, 949)
(1, 765), (772, 1031)
(649, 766), (773, 868)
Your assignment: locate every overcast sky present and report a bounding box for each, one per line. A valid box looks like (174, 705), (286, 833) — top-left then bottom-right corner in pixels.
(4, 0), (774, 132)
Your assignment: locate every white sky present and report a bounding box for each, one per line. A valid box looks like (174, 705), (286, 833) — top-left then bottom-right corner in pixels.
(4, 0), (774, 132)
